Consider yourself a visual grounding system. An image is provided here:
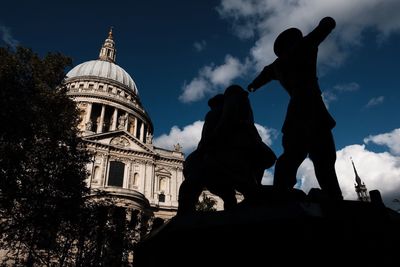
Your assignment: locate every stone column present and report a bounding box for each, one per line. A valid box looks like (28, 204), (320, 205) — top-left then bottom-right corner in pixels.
(172, 167), (183, 206)
(124, 112), (129, 131)
(171, 167), (177, 203)
(111, 108), (118, 130)
(100, 154), (108, 187)
(97, 104), (105, 133)
(124, 162), (130, 189)
(144, 161), (155, 200)
(134, 163), (142, 193)
(140, 122), (145, 142)
(134, 117), (138, 138)
(129, 162), (134, 189)
(85, 103), (93, 125)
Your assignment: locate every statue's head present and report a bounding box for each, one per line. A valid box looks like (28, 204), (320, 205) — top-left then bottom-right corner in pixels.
(224, 85), (248, 98)
(208, 93), (224, 109)
(274, 28), (303, 57)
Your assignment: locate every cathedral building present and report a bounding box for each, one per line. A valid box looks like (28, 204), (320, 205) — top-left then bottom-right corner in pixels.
(0, 30), (187, 265)
(65, 29), (185, 221)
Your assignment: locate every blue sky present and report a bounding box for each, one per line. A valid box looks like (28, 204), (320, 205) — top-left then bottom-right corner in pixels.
(2, 0), (400, 208)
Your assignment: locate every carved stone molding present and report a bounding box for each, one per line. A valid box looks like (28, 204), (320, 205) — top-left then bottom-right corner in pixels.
(111, 136), (130, 147)
(109, 155), (130, 162)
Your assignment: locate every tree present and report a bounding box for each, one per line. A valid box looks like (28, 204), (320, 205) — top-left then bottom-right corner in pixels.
(71, 196), (152, 267)
(195, 192), (217, 212)
(0, 46), (90, 265)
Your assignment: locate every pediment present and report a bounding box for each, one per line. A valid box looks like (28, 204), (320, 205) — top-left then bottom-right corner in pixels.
(155, 166), (172, 176)
(83, 130), (153, 153)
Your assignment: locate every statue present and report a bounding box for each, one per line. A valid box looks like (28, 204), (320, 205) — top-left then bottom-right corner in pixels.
(174, 143), (182, 152)
(118, 113), (127, 130)
(177, 86), (276, 216)
(206, 85), (276, 197)
(177, 93), (235, 215)
(247, 17), (343, 200)
(85, 120), (93, 131)
(146, 133), (153, 144)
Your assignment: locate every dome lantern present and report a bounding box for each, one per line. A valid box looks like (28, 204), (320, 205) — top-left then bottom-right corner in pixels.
(65, 28), (138, 94)
(99, 27), (116, 63)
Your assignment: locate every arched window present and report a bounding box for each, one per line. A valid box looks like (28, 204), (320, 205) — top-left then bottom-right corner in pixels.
(108, 161), (125, 187)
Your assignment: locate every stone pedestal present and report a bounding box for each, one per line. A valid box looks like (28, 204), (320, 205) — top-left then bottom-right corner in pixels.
(134, 186), (400, 267)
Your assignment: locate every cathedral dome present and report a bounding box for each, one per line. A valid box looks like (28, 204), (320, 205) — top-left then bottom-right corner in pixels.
(66, 60), (138, 94)
(66, 28), (154, 141)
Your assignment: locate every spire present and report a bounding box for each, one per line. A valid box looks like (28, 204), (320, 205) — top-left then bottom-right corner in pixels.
(351, 157), (362, 187)
(351, 157), (370, 202)
(99, 27), (116, 63)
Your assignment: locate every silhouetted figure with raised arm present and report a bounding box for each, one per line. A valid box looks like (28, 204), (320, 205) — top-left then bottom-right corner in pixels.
(247, 17), (343, 200)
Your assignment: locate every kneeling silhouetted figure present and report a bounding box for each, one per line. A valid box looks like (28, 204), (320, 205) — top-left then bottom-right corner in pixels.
(178, 94), (237, 215)
(208, 85), (276, 196)
(177, 85), (276, 215)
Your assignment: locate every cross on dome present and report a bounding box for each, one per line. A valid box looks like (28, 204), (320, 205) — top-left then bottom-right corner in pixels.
(108, 26), (113, 39)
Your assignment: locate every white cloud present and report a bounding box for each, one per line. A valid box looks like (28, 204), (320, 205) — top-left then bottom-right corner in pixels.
(183, 0), (400, 103)
(0, 25), (19, 49)
(365, 96), (384, 108)
(194, 40), (207, 52)
(364, 128), (400, 155)
(154, 120), (277, 155)
(179, 55), (249, 103)
(179, 78), (213, 103)
(321, 90), (337, 109)
(155, 121), (400, 210)
(322, 82), (359, 108)
(218, 0), (400, 70)
(208, 55), (248, 86)
(296, 130), (400, 210)
(261, 169), (274, 185)
(333, 82), (360, 92)
(153, 121), (204, 154)
(254, 123), (278, 146)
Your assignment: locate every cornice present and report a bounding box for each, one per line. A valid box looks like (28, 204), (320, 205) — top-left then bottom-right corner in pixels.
(84, 139), (184, 165)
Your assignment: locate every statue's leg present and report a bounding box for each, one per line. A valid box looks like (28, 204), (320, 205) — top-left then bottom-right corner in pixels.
(254, 168), (265, 186)
(309, 130), (343, 200)
(219, 189), (237, 211)
(177, 179), (203, 215)
(273, 133), (307, 190)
